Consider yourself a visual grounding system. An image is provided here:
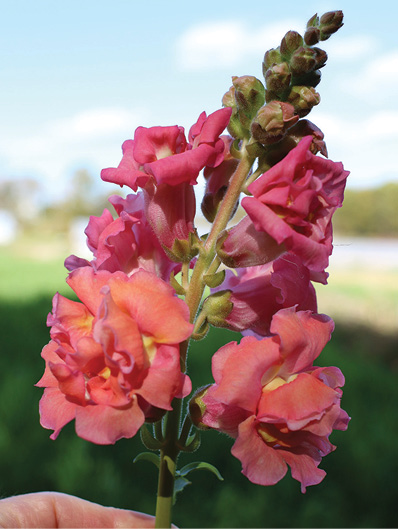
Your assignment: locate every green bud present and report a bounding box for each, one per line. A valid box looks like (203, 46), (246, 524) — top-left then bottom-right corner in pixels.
(201, 290), (233, 328)
(262, 48), (283, 75)
(265, 62), (291, 96)
(306, 13), (320, 28)
(251, 101), (299, 145)
(189, 385), (212, 430)
(280, 31), (304, 60)
(287, 86), (320, 117)
(290, 46), (317, 75)
(232, 75), (266, 128)
(222, 85), (250, 140)
(222, 85), (236, 109)
(319, 10), (344, 40)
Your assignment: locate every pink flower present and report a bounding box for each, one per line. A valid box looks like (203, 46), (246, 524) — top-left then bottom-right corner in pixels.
(242, 136), (349, 273)
(201, 135), (240, 222)
(200, 307), (350, 492)
(100, 108), (232, 189)
(64, 192), (175, 281)
(212, 253), (317, 336)
(37, 268), (193, 445)
(143, 181), (197, 261)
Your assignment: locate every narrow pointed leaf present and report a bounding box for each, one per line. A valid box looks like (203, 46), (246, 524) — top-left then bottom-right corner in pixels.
(178, 461), (224, 480)
(133, 452), (160, 468)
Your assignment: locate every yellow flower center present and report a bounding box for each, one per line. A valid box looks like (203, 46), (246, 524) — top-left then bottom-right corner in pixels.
(262, 374), (298, 393)
(142, 334), (157, 362)
(98, 366), (111, 380)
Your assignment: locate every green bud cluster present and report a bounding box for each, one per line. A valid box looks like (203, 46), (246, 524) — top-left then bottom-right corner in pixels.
(261, 10), (344, 114)
(305, 11), (344, 45)
(221, 10), (344, 159)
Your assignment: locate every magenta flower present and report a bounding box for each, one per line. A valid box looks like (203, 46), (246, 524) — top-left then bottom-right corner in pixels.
(101, 108), (232, 189)
(212, 253), (317, 336)
(65, 192), (176, 281)
(200, 307), (350, 492)
(36, 267), (193, 444)
(242, 136), (349, 273)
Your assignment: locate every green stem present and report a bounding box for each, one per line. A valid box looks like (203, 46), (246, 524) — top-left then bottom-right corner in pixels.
(153, 144), (254, 528)
(155, 398), (182, 528)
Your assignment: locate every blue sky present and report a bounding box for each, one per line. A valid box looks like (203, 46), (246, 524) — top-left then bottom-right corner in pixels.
(1, 0), (397, 203)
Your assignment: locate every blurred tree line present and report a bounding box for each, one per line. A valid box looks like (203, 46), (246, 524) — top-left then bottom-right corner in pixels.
(1, 173), (397, 239)
(333, 182), (398, 237)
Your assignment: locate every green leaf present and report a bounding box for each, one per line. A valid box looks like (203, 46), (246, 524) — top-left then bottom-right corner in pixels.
(173, 476), (192, 505)
(133, 452), (160, 468)
(140, 424), (163, 450)
(178, 461), (224, 481)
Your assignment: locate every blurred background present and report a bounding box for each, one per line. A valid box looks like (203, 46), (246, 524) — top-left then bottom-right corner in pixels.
(1, 0), (397, 527)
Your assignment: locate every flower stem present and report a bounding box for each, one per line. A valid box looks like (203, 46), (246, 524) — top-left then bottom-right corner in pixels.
(155, 398), (182, 528)
(154, 144), (254, 528)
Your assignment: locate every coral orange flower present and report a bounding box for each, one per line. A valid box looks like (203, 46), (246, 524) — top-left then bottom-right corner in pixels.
(199, 307), (350, 492)
(37, 268), (193, 444)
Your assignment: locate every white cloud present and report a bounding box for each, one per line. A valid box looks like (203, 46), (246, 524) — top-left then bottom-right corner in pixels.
(315, 109), (398, 188)
(49, 108), (136, 141)
(325, 34), (379, 61)
(0, 107), (148, 200)
(175, 18), (301, 71)
(340, 50), (398, 101)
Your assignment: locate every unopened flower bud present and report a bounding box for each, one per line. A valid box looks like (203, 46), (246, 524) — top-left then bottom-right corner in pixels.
(251, 101), (299, 145)
(222, 85), (236, 109)
(232, 75), (266, 128)
(319, 10), (344, 40)
(201, 290), (233, 328)
(280, 31), (304, 60)
(222, 86), (249, 139)
(262, 48), (283, 75)
(313, 47), (328, 69)
(288, 120), (328, 156)
(264, 120), (327, 166)
(265, 62), (291, 96)
(189, 385), (212, 430)
(290, 46), (318, 75)
(287, 86), (320, 117)
(304, 26), (321, 46)
(292, 69), (322, 88)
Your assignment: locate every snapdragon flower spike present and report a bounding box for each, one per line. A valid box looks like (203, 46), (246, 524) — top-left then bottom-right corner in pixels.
(100, 108), (232, 189)
(242, 136), (349, 273)
(211, 253), (317, 336)
(199, 307), (350, 492)
(64, 192), (176, 281)
(36, 268), (193, 445)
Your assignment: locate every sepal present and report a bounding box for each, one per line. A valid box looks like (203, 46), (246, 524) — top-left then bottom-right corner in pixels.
(133, 451), (160, 468)
(140, 424), (164, 450)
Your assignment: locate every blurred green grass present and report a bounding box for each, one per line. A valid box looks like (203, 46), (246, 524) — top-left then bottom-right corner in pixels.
(0, 245), (397, 527)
